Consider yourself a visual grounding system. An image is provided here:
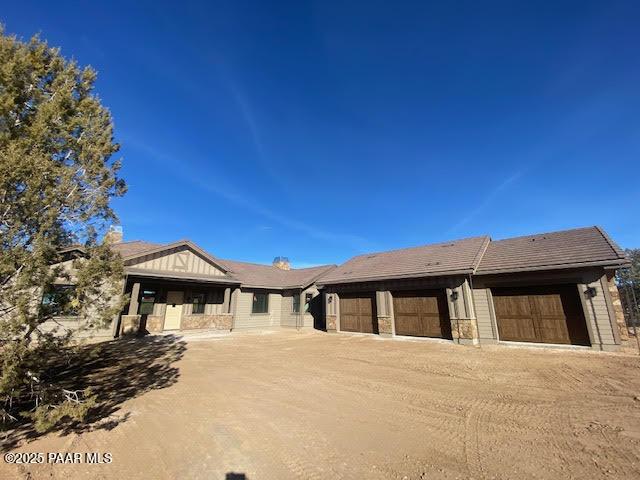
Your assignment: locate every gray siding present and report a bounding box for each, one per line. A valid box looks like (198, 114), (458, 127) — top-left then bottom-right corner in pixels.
(472, 287), (496, 341)
(579, 276), (617, 348)
(233, 289), (282, 329)
(280, 286), (320, 328)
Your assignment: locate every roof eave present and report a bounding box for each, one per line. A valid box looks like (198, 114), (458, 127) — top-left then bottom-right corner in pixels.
(317, 268), (475, 287)
(125, 267), (241, 284)
(475, 258), (632, 276)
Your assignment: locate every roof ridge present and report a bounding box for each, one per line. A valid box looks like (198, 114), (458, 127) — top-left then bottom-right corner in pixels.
(348, 235), (491, 259)
(489, 226), (596, 243)
(471, 236), (492, 273)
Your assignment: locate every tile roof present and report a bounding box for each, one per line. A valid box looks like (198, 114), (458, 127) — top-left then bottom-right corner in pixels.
(110, 240), (163, 258)
(475, 226), (629, 274)
(217, 259), (336, 289)
(317, 236), (490, 285)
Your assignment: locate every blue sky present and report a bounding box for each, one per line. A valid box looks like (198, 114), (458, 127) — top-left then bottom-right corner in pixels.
(3, 1), (639, 266)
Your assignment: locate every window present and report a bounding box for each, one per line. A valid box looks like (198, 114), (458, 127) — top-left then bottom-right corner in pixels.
(305, 293), (313, 312)
(192, 292), (206, 314)
(41, 285), (78, 316)
(139, 290), (156, 315)
(292, 293), (301, 313)
(252, 292), (269, 314)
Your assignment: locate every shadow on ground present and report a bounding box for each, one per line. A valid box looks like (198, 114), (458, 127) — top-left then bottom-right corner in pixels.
(2, 334), (187, 450)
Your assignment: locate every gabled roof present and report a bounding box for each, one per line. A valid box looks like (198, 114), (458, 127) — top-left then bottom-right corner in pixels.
(475, 226), (630, 274)
(110, 239), (335, 289)
(118, 239), (231, 274)
(317, 236), (490, 285)
(218, 259), (336, 289)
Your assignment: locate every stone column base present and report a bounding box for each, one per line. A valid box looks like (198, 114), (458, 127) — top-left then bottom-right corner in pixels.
(450, 318), (479, 345)
(377, 316), (393, 336)
(120, 315), (141, 336)
(326, 315), (337, 332)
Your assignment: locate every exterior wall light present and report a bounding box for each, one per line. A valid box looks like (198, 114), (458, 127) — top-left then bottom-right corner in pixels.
(585, 286), (597, 298)
(450, 291), (459, 302)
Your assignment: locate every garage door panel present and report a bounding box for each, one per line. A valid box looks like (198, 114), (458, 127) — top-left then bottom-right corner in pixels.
(497, 316), (538, 342)
(394, 314), (422, 336)
(393, 290), (451, 339)
(339, 294), (377, 334)
(492, 285), (589, 346)
(536, 315), (570, 344)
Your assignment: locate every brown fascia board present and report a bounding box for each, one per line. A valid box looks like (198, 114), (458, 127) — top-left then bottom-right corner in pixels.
(122, 239), (230, 273)
(125, 267), (241, 284)
(474, 258), (632, 276)
(594, 225), (628, 259)
(316, 268), (475, 287)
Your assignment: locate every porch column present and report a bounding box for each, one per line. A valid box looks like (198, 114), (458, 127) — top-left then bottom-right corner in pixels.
(128, 281), (141, 315)
(325, 293), (338, 332)
(222, 287), (231, 314)
(121, 281), (142, 336)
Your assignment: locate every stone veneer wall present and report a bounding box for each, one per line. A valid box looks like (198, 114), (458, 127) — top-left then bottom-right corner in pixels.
(326, 315), (337, 332)
(120, 315), (141, 335)
(377, 316), (393, 336)
(450, 318), (479, 345)
(146, 315), (164, 333)
(607, 272), (630, 343)
(180, 314), (233, 331)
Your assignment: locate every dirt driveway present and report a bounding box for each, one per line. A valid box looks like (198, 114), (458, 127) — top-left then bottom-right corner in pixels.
(3, 330), (640, 479)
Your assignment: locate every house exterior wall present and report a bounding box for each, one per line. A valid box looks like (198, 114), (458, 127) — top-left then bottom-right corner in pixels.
(472, 268), (622, 351)
(280, 286), (321, 328)
(233, 288), (282, 329)
(126, 246), (226, 277)
(322, 276), (480, 342)
(38, 258), (123, 340)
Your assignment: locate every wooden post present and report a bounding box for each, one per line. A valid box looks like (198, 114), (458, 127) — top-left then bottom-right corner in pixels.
(128, 282), (140, 315)
(223, 287), (231, 314)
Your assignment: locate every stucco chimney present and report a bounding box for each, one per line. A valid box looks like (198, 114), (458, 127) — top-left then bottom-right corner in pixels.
(273, 256), (290, 270)
(104, 225), (123, 244)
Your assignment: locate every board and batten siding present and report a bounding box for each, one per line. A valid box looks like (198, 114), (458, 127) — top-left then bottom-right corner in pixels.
(127, 247), (226, 276)
(472, 287), (497, 342)
(233, 289), (282, 329)
(579, 275), (617, 349)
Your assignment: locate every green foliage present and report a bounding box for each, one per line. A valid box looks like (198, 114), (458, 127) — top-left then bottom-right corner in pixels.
(0, 26), (126, 429)
(617, 249), (640, 324)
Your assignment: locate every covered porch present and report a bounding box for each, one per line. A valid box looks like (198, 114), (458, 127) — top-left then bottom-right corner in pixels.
(119, 271), (240, 335)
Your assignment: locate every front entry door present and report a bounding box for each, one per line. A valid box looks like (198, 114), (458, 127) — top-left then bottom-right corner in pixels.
(164, 291), (184, 330)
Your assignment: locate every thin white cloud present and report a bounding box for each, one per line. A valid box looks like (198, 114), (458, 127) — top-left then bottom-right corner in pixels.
(448, 171), (524, 233)
(124, 139), (372, 252)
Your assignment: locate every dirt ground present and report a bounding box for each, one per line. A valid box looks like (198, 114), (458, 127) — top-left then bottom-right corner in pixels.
(2, 330), (640, 480)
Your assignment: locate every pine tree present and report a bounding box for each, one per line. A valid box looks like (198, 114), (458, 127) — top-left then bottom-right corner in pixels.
(0, 26), (126, 430)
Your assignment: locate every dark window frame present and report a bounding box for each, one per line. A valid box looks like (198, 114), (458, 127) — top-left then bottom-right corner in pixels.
(41, 284), (78, 316)
(192, 292), (206, 315)
(139, 289), (157, 315)
(304, 292), (313, 312)
(252, 292), (269, 314)
(292, 293), (301, 313)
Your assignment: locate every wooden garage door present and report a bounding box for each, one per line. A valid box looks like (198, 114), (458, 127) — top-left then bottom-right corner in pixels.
(340, 294), (377, 333)
(492, 285), (590, 345)
(393, 290), (452, 339)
